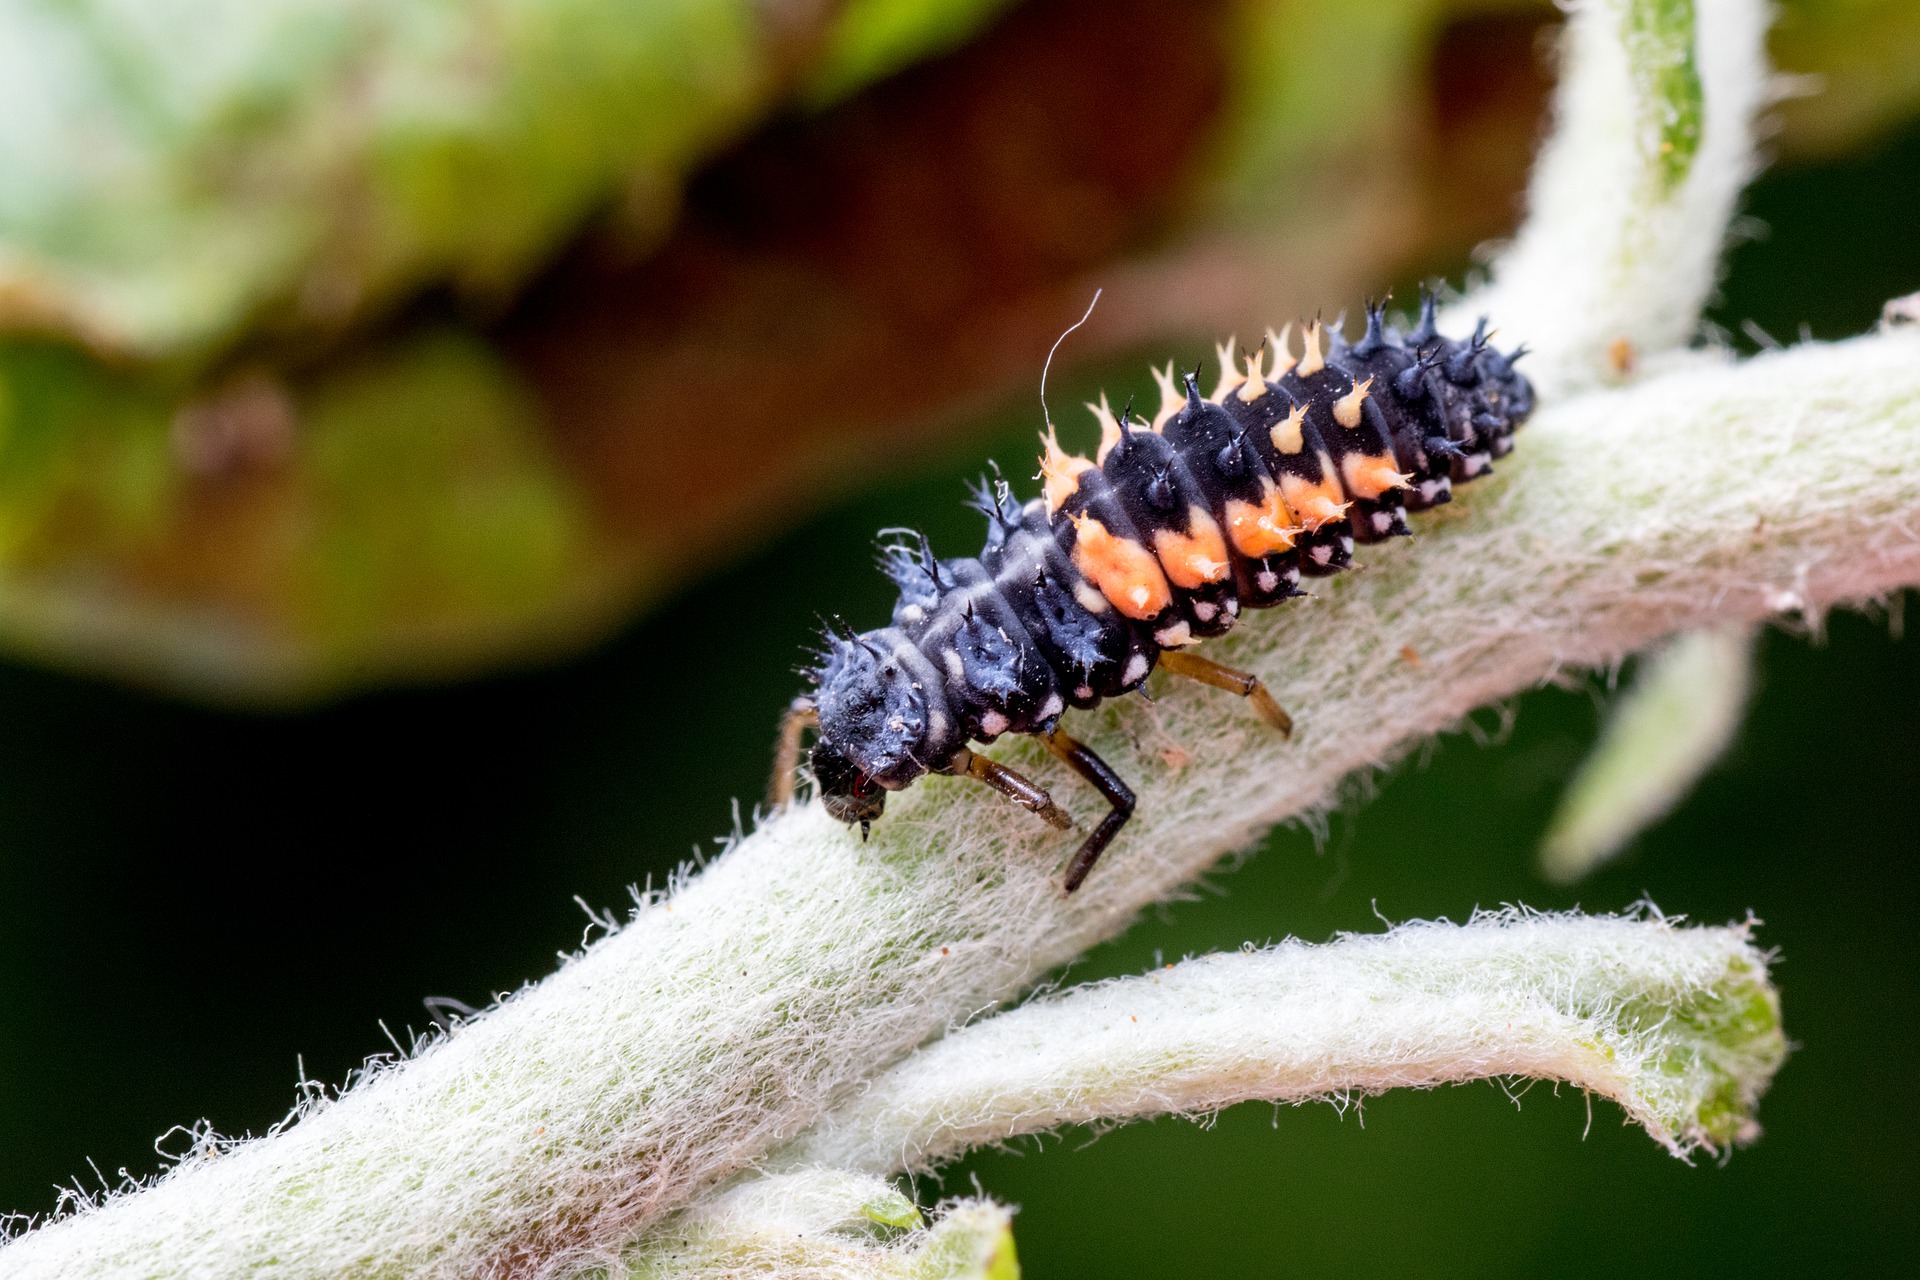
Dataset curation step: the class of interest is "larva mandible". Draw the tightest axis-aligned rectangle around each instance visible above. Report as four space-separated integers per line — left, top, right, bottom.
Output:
770 292 1533 892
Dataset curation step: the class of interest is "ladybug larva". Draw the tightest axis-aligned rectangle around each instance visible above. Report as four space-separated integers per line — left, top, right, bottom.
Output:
770 293 1533 892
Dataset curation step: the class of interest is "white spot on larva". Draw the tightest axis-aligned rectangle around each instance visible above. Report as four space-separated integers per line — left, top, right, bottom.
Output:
1435 477 1453 498
1340 536 1355 554
1371 511 1391 533
1039 693 1064 719
1256 570 1278 592
899 604 924 623
1416 481 1440 504
1764 586 1805 613
1129 586 1151 610
979 711 1010 736
929 710 948 738
1154 621 1193 647
943 650 964 681
1074 581 1110 614
1282 567 1300 587
1192 601 1217 622
1075 684 1094 700
1310 545 1333 565
1463 452 1490 477
1223 597 1239 615
1122 654 1149 685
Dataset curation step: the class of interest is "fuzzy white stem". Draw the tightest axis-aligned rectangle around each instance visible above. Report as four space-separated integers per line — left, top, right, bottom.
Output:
1452 0 1771 396
1541 623 1756 882
1470 0 1773 885
604 909 1782 1279
787 910 1782 1175
6 322 1913 1280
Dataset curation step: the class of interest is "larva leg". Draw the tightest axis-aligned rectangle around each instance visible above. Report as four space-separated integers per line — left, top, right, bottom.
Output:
1157 650 1294 736
767 697 818 808
944 747 1075 831
1042 729 1136 893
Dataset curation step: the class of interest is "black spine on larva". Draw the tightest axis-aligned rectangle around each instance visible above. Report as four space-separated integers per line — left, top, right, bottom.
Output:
1160 376 1304 610
1092 407 1236 641
807 296 1532 812
1218 370 1356 575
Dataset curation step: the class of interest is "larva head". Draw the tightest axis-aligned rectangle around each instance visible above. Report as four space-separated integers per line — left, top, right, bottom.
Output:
810 740 887 832
812 630 934 800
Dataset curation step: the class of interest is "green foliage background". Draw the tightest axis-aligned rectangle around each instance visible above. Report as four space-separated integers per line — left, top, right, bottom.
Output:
0 108 1915 1276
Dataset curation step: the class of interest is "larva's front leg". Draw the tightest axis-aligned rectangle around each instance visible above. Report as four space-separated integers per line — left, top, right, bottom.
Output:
766 697 818 809
1043 729 1135 893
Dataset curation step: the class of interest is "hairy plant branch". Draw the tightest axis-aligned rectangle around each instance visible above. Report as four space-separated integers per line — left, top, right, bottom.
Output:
1462 0 1777 876
608 908 1781 1280
787 910 1783 1176
1455 0 1770 397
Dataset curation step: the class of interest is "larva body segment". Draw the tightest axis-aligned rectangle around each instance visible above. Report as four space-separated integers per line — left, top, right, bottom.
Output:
793 295 1533 888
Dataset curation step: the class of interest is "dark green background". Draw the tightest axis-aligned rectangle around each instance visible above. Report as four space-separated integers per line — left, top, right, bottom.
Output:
2 121 1915 1274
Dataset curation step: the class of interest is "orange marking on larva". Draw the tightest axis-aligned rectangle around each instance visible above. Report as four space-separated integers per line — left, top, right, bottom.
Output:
1152 505 1232 588
1340 450 1412 500
1209 338 1242 403
1089 394 1123 465
1070 513 1172 620
1224 479 1299 556
1332 376 1374 428
1266 323 1296 377
1269 402 1307 454
1297 321 1326 377
1280 459 1350 530
1236 348 1268 403
1040 427 1096 514
1150 362 1182 431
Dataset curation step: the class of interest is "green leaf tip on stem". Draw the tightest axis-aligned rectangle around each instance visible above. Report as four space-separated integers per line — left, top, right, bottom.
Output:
614 1172 1015 1280
862 1187 925 1231
1606 942 1785 1153
1626 0 1706 193
912 1210 1018 1280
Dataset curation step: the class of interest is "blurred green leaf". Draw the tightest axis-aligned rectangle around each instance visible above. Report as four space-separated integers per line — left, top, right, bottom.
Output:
808 0 1024 105
0 0 1914 705
0 0 768 359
